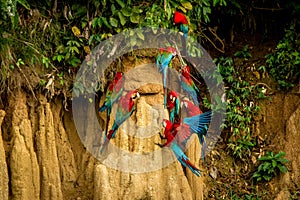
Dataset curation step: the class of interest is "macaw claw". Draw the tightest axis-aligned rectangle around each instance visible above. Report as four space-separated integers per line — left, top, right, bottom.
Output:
155 143 163 148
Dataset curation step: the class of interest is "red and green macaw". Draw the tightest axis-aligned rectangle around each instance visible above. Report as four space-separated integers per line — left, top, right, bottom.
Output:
180 65 200 104
174 11 189 38
100 90 140 154
99 72 124 136
163 110 211 150
167 90 181 124
156 119 201 177
158 108 211 160
174 11 189 56
156 47 177 108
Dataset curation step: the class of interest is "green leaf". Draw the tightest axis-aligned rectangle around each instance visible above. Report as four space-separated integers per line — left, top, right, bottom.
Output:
121 7 131 17
277 165 288 173
101 17 112 28
136 31 144 40
17 0 30 10
132 6 143 13
274 151 285 159
178 6 187 13
116 0 125 8
109 17 119 27
262 162 271 171
111 4 117 14
181 1 193 10
118 12 126 26
130 14 140 23
263 174 272 181
272 160 277 167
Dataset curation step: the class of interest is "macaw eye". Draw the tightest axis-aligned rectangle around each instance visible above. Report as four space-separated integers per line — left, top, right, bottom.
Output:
132 92 139 99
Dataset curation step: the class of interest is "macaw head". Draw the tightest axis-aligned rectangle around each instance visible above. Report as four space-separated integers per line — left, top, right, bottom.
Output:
129 90 140 100
115 72 123 80
123 90 140 104
166 46 177 56
162 119 172 129
174 11 188 25
167 90 179 109
181 97 192 109
181 97 202 115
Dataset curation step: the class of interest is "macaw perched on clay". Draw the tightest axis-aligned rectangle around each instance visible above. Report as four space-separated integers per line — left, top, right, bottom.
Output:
156 119 201 177
99 72 124 136
174 11 189 57
156 47 177 108
100 90 140 154
180 65 200 104
167 90 181 124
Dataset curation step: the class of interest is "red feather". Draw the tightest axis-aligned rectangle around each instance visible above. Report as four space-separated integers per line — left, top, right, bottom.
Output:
120 90 138 112
108 72 123 92
174 11 188 25
182 99 202 116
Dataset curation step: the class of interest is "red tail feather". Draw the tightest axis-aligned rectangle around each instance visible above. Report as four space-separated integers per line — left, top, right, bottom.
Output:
182 157 199 171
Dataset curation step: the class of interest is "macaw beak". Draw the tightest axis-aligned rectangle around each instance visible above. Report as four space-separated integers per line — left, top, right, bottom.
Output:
162 120 167 128
132 91 140 100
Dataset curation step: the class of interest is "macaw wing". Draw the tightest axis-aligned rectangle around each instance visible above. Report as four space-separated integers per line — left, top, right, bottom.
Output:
174 123 192 147
156 54 162 71
110 87 123 103
183 110 212 135
115 105 135 127
181 77 199 104
160 53 173 71
180 24 189 38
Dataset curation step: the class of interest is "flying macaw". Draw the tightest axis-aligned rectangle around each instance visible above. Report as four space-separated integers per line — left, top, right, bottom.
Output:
180 65 200 104
163 110 211 151
156 119 201 177
167 90 181 124
174 11 189 57
99 72 124 136
158 109 211 160
156 47 177 108
100 90 140 154
181 101 210 159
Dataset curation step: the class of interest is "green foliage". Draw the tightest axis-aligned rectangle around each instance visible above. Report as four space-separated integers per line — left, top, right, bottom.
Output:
204 56 265 160
234 45 252 59
265 22 300 89
289 190 300 200
0 0 229 94
252 151 289 182
228 133 255 159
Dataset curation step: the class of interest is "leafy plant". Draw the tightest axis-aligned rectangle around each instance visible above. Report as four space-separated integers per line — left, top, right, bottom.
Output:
204 56 264 159
252 151 289 182
228 133 255 159
234 45 252 59
265 21 300 89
